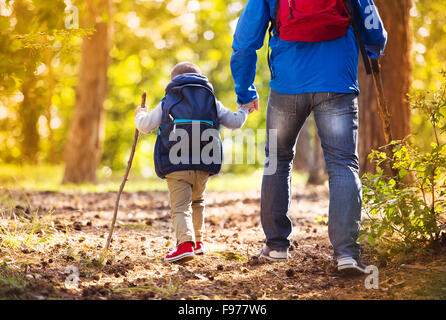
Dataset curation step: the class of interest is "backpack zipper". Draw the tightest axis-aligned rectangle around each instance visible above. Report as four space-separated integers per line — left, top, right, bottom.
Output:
288 0 294 19
172 119 214 133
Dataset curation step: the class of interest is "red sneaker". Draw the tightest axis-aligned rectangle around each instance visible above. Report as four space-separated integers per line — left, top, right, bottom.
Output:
164 241 195 263
194 241 205 255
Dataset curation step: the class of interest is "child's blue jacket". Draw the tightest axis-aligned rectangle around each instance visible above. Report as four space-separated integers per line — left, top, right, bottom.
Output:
231 0 388 104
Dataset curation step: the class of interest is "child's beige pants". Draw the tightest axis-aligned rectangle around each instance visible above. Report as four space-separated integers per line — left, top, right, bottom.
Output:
165 170 210 245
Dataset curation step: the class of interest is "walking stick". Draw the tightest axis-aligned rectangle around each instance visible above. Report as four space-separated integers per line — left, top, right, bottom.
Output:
370 59 400 180
369 60 392 144
345 0 399 179
104 90 146 251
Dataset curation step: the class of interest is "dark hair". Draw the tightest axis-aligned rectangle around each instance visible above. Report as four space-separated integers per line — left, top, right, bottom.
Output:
171 62 201 79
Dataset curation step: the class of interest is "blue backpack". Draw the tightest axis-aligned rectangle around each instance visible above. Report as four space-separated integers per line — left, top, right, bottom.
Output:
154 73 222 178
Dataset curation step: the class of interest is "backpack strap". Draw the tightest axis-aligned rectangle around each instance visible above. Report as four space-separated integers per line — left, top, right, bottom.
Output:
343 0 372 75
267 22 274 79
267 0 281 79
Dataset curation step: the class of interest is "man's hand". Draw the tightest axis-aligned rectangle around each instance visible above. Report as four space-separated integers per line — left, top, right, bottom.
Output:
238 98 259 114
135 106 147 116
250 98 259 113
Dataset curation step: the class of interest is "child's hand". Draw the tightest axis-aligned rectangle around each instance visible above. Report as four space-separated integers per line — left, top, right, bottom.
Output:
135 106 147 116
238 104 255 114
238 98 259 114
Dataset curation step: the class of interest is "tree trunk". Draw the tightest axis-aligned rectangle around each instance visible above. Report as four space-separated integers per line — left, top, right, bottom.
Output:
358 0 412 175
62 0 112 184
15 1 40 163
19 74 40 163
45 48 56 164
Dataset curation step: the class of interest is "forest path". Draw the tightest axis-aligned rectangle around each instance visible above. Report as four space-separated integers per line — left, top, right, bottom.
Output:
1 186 445 300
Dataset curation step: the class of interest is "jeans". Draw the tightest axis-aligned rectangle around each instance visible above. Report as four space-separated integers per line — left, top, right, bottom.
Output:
261 89 362 259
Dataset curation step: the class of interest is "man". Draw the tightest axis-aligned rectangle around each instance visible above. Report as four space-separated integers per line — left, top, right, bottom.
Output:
231 0 387 274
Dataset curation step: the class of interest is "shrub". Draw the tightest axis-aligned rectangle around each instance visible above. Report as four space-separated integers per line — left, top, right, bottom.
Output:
361 73 446 253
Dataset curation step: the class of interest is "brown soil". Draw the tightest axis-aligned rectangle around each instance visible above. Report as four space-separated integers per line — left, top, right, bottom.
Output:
0 186 445 300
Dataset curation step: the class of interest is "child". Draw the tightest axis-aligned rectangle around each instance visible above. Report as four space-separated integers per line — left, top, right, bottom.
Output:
135 62 250 263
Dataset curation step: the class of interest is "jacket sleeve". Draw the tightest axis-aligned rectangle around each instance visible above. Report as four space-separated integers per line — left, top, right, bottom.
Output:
231 0 270 105
216 101 249 130
351 0 388 59
134 102 162 134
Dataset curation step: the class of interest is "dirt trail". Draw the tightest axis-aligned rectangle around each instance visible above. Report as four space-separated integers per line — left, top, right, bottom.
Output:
0 186 445 300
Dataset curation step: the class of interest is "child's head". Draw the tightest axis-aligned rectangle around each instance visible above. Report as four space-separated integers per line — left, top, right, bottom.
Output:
171 62 201 80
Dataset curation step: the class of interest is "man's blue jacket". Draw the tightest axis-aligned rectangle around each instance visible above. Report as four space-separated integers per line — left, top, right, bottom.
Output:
231 0 388 104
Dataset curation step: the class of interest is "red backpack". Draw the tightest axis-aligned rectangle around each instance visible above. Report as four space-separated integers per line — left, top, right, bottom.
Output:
267 0 373 76
273 0 351 42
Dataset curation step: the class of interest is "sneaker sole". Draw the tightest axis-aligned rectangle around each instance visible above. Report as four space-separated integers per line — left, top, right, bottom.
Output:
259 253 288 262
164 252 195 263
194 248 204 255
337 265 366 276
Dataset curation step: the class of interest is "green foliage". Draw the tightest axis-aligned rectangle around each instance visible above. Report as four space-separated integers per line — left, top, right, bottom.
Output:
2 0 443 185
0 0 92 164
411 0 446 92
362 75 446 251
411 0 446 153
103 0 269 175
0 0 272 176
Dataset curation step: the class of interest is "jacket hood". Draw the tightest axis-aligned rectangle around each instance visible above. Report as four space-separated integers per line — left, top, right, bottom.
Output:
166 73 214 93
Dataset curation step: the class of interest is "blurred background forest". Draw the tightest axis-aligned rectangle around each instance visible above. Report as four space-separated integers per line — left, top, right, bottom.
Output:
0 0 445 190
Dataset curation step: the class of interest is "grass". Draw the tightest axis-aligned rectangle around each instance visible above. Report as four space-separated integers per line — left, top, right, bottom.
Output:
120 223 151 231
113 278 181 297
0 164 308 193
213 251 248 262
0 207 55 250
0 262 27 288
0 191 31 210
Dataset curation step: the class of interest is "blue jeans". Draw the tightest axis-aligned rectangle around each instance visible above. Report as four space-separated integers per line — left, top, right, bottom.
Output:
261 89 362 259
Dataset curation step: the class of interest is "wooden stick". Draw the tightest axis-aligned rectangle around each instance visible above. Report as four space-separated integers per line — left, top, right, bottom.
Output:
371 59 393 144
344 0 398 179
104 90 146 251
370 59 399 180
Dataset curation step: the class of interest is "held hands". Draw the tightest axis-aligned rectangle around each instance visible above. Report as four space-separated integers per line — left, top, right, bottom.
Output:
238 98 259 114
